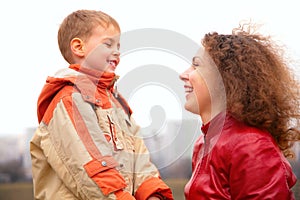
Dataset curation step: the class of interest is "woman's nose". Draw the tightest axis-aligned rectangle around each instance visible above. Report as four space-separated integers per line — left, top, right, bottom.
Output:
179 68 190 81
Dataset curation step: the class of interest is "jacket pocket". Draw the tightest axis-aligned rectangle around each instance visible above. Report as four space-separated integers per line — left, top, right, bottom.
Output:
84 157 127 196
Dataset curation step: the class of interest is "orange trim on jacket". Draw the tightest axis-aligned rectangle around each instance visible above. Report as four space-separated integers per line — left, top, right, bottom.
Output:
33 64 174 199
135 177 174 200
37 64 131 124
83 158 127 196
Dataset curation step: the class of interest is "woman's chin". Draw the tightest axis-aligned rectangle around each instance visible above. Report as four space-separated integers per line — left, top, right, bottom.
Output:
184 103 200 115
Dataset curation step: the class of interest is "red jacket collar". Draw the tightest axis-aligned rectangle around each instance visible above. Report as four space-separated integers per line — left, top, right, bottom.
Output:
69 64 118 91
37 65 119 123
201 111 228 137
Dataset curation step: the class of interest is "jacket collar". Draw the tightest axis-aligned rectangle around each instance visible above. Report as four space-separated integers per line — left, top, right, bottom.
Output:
201 111 228 138
37 65 119 123
69 64 118 91
68 64 119 108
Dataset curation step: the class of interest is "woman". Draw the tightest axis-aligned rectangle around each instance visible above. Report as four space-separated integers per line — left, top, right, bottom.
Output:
180 23 300 199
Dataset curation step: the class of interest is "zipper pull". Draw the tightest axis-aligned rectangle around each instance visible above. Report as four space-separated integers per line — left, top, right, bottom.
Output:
114 84 118 98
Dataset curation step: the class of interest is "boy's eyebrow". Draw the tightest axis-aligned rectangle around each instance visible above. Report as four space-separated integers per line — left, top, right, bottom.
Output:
103 38 114 42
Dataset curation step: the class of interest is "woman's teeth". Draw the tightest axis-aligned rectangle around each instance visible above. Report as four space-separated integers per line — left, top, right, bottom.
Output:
185 87 193 93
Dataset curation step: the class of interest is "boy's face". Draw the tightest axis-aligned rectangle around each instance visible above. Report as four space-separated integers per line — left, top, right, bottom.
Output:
81 25 120 72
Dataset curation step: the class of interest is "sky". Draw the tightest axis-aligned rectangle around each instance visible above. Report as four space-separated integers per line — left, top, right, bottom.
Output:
0 0 299 136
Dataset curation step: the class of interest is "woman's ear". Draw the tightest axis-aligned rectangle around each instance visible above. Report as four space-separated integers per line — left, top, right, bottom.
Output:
70 38 85 57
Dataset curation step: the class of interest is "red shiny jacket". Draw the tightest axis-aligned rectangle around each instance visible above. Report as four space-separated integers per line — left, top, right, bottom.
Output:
185 112 297 200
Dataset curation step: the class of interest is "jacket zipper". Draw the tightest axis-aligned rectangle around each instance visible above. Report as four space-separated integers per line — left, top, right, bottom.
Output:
188 134 207 196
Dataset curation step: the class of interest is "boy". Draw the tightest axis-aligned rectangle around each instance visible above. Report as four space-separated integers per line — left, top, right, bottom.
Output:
30 9 173 200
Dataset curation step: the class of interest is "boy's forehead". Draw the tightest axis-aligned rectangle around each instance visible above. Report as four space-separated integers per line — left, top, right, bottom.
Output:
93 24 120 36
93 17 120 32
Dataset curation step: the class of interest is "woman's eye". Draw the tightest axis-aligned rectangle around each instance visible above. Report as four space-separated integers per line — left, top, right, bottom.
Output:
192 57 201 69
192 62 200 69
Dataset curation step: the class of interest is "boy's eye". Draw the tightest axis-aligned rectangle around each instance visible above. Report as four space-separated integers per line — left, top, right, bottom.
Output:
104 43 112 47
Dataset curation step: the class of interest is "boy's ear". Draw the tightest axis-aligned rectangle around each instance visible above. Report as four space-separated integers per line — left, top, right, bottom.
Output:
70 38 85 57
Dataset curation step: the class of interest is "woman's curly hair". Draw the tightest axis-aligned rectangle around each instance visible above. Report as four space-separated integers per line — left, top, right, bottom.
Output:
202 23 300 157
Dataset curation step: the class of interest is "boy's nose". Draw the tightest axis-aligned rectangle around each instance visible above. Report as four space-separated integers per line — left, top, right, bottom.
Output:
113 50 120 56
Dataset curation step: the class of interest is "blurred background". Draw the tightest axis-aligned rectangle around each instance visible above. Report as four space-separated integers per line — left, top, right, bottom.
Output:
1 0 300 199
0 123 299 199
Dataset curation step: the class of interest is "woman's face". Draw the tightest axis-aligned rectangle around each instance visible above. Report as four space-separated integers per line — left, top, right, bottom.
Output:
180 49 224 123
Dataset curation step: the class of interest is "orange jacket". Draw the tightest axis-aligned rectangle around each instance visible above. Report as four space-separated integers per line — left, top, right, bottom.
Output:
30 64 173 200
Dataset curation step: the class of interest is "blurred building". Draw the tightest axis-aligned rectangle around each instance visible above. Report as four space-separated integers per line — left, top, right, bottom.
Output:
21 128 36 180
0 127 35 182
0 120 300 183
0 135 20 164
142 119 201 179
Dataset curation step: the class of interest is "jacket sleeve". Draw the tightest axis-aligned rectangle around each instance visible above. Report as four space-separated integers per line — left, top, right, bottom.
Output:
127 117 174 200
35 91 134 199
229 133 296 200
